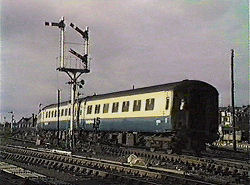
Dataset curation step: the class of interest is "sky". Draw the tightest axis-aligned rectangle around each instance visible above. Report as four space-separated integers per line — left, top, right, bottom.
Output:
0 0 249 122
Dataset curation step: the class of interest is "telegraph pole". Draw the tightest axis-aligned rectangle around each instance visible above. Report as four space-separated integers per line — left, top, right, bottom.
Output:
45 17 90 150
231 49 236 151
57 89 61 146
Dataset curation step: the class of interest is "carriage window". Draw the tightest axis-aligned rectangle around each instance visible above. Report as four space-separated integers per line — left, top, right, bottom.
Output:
65 108 68 116
166 98 170 110
122 101 129 112
68 108 71 116
48 111 51 118
87 105 92 114
133 100 141 111
51 111 54 118
112 102 119 113
103 103 109 113
95 104 101 114
61 109 64 116
45 112 48 118
145 98 155 111
55 110 57 117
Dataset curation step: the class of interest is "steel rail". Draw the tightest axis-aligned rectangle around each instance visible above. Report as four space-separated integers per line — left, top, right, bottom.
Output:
0 145 216 185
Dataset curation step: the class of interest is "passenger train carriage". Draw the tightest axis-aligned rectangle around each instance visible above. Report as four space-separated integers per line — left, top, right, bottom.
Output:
37 80 219 153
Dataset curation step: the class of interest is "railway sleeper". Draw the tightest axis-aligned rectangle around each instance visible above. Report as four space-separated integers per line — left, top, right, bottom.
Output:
47 162 54 169
85 168 93 175
48 161 55 167
123 168 131 174
62 164 70 171
117 167 124 173
73 166 80 173
51 162 58 169
44 160 51 166
69 165 75 172
23 156 28 162
29 158 35 163
74 166 80 173
56 162 64 170
65 164 72 172
4 146 248 183
41 159 45 165
12 154 19 160
5 153 12 159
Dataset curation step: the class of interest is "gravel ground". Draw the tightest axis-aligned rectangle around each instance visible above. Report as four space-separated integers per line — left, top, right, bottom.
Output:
0 170 34 185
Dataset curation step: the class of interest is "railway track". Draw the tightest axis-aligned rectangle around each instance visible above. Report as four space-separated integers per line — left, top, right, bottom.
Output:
99 144 248 170
97 144 249 184
2 137 249 184
0 145 221 185
0 161 71 185
205 145 249 160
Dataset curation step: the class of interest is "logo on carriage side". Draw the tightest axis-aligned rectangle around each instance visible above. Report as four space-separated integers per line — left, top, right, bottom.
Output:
85 119 94 124
156 119 161 125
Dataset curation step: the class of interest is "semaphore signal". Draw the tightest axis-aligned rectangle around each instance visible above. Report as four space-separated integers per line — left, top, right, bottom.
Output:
69 48 88 68
44 17 91 150
70 23 88 40
45 17 66 68
69 23 89 71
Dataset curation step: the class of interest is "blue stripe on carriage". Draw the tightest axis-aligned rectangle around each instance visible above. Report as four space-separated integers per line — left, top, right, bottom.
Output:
39 116 172 133
81 117 172 133
37 121 70 131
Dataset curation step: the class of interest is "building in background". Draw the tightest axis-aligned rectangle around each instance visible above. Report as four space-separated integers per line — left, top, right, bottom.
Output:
218 105 249 142
16 114 37 130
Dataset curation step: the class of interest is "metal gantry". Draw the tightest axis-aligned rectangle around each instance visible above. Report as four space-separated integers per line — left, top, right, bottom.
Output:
45 17 90 149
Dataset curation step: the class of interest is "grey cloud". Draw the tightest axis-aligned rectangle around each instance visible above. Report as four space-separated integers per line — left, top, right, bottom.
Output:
0 0 248 120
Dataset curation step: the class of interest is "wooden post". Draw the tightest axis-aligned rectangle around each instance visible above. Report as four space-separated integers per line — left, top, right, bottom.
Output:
57 89 61 146
231 49 236 151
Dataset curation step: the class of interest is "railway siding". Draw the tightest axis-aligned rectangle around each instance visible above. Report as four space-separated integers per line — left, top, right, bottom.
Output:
0 145 224 185
100 145 249 172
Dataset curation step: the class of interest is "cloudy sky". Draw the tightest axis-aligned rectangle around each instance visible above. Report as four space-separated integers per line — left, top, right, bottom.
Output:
0 0 248 121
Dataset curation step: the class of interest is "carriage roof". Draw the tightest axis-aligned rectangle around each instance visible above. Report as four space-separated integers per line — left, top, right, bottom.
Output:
42 80 217 110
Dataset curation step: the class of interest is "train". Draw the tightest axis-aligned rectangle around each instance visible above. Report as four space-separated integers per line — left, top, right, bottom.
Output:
37 80 219 153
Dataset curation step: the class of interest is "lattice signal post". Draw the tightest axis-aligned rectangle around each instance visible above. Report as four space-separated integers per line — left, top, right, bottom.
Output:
45 17 90 149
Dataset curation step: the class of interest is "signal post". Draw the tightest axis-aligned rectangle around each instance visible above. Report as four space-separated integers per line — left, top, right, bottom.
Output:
45 17 90 149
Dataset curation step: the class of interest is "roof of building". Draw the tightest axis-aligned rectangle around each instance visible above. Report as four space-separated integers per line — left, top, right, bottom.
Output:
17 116 36 125
219 106 250 113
